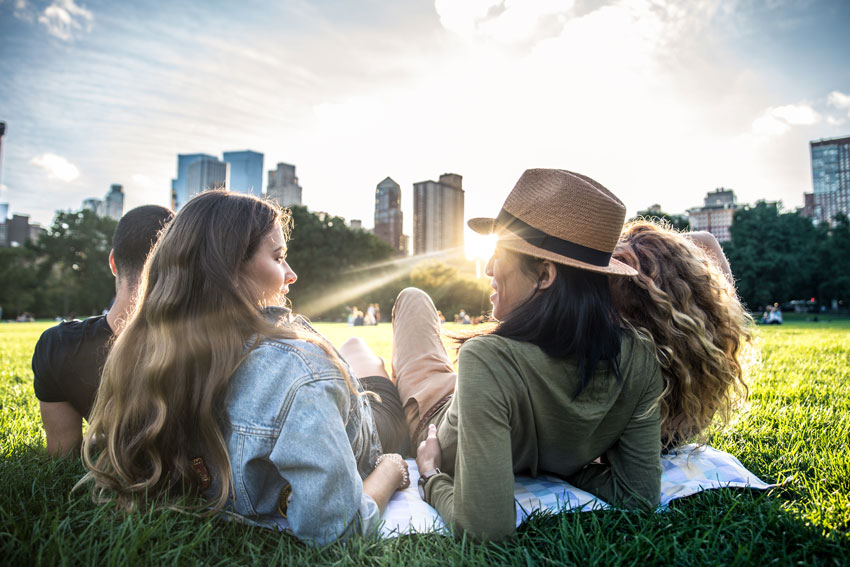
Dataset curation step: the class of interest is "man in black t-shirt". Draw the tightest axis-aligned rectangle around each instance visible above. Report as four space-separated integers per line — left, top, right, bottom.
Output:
33 205 173 456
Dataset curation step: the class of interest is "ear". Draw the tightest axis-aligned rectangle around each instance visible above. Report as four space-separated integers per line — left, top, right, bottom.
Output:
537 261 557 290
108 250 118 277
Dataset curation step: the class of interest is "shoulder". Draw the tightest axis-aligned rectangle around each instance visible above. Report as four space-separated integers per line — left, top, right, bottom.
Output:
33 317 110 367
457 334 538 387
618 330 658 368
460 333 521 357
232 338 347 402
459 333 545 365
617 330 663 390
228 338 351 432
246 337 341 377
38 316 110 343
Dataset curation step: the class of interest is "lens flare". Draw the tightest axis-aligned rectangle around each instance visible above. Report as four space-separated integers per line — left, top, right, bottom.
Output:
296 247 465 318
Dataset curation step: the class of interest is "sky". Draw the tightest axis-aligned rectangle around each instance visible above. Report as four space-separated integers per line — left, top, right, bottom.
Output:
1 0 849 240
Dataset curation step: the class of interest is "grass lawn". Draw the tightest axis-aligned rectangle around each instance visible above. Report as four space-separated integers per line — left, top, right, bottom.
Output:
1 318 848 565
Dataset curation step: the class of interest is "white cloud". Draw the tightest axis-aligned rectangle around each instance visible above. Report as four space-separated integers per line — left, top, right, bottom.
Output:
38 0 93 41
131 174 154 188
828 90 850 116
11 0 35 21
435 0 576 43
31 153 80 182
751 103 820 136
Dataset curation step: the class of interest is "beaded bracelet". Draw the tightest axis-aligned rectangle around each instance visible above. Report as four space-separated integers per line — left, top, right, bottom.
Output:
375 453 410 489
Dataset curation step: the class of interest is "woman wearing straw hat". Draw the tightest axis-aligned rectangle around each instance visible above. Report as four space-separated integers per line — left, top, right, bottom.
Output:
343 169 663 541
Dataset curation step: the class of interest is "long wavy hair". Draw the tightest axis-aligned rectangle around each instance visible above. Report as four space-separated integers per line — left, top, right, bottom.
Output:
79 190 357 512
610 220 755 449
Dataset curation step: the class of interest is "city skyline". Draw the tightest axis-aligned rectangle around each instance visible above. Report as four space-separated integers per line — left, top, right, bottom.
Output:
2 0 850 237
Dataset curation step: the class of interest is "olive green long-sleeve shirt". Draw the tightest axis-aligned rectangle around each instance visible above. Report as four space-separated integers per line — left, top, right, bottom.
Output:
425 332 662 541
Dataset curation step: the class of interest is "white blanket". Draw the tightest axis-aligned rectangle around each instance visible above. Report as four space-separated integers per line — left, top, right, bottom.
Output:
261 444 773 538
379 444 773 537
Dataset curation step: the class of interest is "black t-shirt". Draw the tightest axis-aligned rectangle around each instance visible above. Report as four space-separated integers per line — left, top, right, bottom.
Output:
32 316 114 420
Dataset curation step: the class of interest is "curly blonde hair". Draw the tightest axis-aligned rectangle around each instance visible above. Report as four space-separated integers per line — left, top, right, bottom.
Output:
610 219 755 449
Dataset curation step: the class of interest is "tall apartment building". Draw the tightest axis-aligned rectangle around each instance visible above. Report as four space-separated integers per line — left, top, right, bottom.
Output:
0 203 8 247
82 198 102 215
171 153 218 210
185 157 228 201
413 173 465 255
802 135 850 225
1 213 42 247
687 188 739 242
374 177 404 253
103 184 124 220
223 150 264 195
266 163 302 207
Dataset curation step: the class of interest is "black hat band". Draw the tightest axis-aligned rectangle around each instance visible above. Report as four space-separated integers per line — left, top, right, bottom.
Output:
495 209 612 267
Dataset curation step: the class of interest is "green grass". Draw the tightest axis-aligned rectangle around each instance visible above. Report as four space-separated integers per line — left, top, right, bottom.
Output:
1 319 848 565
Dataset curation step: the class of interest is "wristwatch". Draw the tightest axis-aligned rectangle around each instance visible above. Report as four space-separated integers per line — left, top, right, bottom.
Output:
418 468 442 500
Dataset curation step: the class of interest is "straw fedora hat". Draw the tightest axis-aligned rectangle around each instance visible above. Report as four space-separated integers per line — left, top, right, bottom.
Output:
468 169 637 277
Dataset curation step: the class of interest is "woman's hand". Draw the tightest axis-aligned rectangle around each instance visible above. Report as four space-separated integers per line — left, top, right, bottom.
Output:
416 423 442 473
375 453 410 489
363 453 409 514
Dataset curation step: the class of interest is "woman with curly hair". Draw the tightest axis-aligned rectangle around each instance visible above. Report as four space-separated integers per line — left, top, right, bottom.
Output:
610 220 755 450
78 190 409 546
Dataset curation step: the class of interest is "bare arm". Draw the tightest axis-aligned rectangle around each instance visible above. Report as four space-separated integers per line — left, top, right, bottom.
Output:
40 401 83 457
362 456 407 513
685 231 733 281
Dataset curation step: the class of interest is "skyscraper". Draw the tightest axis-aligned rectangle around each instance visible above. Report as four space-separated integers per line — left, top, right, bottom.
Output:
103 184 124 220
374 176 403 253
172 153 217 210
0 203 7 247
413 173 465 255
186 157 228 200
82 198 103 215
267 163 302 207
223 150 264 195
0 122 6 188
687 188 738 242
803 135 850 225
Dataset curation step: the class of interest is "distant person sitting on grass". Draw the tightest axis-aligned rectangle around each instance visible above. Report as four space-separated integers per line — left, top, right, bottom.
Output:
764 303 783 324
610 220 755 450
32 205 173 457
78 191 409 546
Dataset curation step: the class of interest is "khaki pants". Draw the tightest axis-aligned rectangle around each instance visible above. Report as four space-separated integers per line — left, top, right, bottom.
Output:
340 288 457 447
391 288 457 444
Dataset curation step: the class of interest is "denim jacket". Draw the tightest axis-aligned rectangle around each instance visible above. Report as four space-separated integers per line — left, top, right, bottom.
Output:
219 309 383 545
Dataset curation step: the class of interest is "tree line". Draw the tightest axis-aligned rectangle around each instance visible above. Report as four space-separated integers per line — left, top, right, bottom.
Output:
0 206 490 322
723 203 850 312
4 202 845 322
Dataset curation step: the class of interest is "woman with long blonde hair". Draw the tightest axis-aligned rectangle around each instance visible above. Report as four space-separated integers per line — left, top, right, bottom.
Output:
80 190 408 545
610 220 755 449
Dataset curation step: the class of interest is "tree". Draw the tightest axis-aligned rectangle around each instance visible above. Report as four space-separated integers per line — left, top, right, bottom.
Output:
31 210 118 318
285 206 398 318
411 261 492 320
0 246 40 317
724 202 817 310
814 213 850 309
